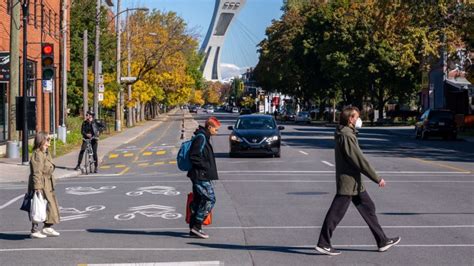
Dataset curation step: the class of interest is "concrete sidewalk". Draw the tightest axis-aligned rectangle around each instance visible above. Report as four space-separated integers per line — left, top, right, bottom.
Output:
0 108 179 183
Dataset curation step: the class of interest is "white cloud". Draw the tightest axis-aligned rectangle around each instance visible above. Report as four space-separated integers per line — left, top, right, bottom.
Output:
220 63 248 81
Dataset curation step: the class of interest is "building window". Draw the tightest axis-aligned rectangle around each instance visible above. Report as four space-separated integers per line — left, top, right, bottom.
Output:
212 47 220 80
34 0 37 28
54 13 58 37
49 10 52 35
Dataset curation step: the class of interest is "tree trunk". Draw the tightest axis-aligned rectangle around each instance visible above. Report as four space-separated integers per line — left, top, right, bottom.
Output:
140 103 145 121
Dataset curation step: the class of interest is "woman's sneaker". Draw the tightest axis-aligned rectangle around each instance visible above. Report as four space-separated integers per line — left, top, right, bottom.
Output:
378 236 401 252
190 227 209 239
42 227 60 237
315 245 341 256
30 231 47 239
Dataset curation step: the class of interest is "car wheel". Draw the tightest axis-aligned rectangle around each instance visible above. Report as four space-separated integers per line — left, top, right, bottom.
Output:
274 150 281 158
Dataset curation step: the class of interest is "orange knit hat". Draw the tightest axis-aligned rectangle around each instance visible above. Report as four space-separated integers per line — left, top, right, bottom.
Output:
205 116 221 128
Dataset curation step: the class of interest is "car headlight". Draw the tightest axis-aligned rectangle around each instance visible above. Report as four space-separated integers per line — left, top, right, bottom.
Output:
230 135 243 142
266 135 279 143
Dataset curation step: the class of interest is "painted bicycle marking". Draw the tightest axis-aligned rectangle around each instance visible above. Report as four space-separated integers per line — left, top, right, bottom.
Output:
65 186 116 195
126 186 180 197
59 205 106 221
114 204 182 221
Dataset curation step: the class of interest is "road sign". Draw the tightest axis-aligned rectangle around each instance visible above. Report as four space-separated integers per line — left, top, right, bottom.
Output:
98 74 104 84
120 76 137 83
98 84 105 92
98 93 104 102
42 80 53 93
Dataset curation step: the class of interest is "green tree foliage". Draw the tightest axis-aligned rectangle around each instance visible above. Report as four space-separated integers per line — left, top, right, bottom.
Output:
255 0 471 116
68 0 116 115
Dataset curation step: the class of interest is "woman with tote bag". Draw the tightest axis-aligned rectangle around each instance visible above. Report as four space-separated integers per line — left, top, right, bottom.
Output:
27 132 61 239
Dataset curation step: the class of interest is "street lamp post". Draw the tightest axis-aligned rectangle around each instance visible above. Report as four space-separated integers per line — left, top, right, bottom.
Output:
21 0 29 164
93 0 101 117
115 0 122 131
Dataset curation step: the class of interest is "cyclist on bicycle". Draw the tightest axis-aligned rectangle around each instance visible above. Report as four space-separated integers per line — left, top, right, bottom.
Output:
74 111 101 172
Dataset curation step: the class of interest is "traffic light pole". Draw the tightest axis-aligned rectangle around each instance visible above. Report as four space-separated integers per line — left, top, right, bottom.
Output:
21 0 29 164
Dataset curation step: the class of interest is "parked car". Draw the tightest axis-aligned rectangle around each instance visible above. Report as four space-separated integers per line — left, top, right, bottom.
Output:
205 106 214 113
228 115 284 158
295 111 311 124
283 112 296 121
189 106 198 113
415 109 457 140
232 107 240 113
240 108 252 115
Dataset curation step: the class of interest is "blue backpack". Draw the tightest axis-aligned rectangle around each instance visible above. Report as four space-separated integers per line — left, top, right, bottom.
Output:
177 133 206 171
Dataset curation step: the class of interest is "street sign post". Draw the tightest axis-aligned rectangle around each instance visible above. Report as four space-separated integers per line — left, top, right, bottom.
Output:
120 76 136 83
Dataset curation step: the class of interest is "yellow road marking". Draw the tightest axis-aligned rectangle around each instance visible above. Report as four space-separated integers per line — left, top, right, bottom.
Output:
123 153 134 157
118 167 130 175
143 152 153 156
109 154 119 159
156 150 166 155
168 161 177 164
133 142 154 162
138 163 150 167
154 162 165 165
412 158 471 173
100 166 111 169
115 165 126 169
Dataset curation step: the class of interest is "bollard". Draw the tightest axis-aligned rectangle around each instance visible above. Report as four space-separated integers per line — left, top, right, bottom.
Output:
6 141 20 159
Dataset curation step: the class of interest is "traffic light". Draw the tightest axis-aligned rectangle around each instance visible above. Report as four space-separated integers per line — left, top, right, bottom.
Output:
41 43 54 80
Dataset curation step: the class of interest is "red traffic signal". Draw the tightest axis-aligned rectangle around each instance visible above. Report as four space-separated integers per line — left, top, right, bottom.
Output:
42 44 53 55
42 43 54 80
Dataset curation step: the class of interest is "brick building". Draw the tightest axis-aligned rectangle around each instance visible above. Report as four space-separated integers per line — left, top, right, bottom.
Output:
0 0 69 144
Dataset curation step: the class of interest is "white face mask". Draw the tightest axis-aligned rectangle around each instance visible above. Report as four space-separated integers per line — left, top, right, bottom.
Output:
355 117 363 129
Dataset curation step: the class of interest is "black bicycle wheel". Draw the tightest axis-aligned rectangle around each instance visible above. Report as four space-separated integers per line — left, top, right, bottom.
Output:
88 153 94 174
84 152 90 175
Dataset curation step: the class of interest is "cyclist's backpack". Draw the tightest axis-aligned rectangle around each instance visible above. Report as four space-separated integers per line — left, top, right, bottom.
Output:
177 133 206 171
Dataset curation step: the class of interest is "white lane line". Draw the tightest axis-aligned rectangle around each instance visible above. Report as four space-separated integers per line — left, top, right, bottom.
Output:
299 151 309 155
219 170 472 174
0 194 24 210
1 245 473 252
2 225 473 234
86 262 221 266
322 161 334 167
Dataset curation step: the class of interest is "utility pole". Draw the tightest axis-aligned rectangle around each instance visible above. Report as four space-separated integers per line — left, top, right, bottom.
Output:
58 0 68 143
7 0 20 158
93 0 101 116
21 0 30 164
126 10 133 127
115 0 122 131
83 29 88 117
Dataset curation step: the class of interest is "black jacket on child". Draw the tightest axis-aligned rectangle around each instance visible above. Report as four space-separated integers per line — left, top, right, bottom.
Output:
187 126 219 181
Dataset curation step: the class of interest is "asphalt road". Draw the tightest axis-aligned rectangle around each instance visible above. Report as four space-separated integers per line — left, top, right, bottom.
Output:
1 111 473 266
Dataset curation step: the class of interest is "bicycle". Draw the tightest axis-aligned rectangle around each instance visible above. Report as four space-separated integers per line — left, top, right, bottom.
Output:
82 138 96 175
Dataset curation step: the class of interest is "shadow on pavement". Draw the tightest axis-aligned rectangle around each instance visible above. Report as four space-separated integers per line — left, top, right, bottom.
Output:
187 242 320 255
380 212 474 216
287 192 329 196
86 229 191 238
0 233 31 241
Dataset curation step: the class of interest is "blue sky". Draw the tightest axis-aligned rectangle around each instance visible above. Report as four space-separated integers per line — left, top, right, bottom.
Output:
120 0 284 79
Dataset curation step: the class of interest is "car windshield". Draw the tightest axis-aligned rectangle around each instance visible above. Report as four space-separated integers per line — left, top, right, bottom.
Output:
236 117 276 130
431 111 453 120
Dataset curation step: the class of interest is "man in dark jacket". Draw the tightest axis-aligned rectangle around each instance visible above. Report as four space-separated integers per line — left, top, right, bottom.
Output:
74 111 101 172
187 116 221 239
315 106 400 255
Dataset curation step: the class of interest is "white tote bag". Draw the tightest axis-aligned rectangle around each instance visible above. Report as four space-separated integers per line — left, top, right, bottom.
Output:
30 192 47 223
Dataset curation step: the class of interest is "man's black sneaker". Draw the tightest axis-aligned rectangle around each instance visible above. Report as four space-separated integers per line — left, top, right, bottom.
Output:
74 166 80 171
378 236 401 252
191 227 209 239
315 245 341 256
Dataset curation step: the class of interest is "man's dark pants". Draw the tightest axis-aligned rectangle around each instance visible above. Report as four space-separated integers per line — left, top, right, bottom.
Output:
189 179 216 229
318 191 388 248
77 139 98 168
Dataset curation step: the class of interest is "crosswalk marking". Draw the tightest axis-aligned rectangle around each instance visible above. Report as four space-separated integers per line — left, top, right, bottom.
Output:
154 162 165 165
100 166 111 169
156 150 166 155
115 165 126 168
123 153 134 157
109 154 119 159
169 161 177 164
143 152 153 156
